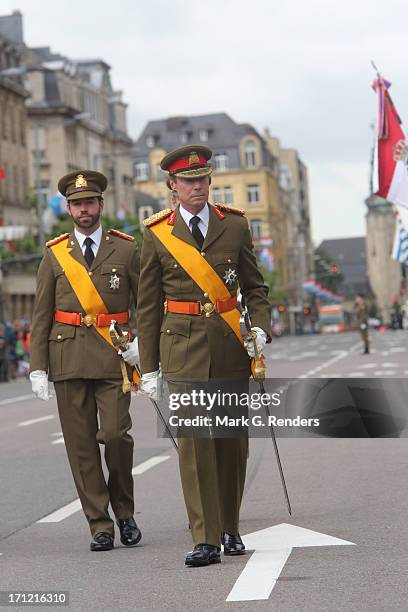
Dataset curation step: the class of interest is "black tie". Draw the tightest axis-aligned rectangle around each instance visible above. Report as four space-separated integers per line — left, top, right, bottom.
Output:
190 216 204 249
84 236 95 268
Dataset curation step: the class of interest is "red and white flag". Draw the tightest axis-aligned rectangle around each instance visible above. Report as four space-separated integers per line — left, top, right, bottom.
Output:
372 76 408 230
0 167 5 180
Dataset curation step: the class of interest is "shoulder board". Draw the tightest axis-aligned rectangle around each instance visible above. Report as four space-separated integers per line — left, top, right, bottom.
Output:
46 233 70 247
107 229 135 241
143 208 173 227
215 203 245 216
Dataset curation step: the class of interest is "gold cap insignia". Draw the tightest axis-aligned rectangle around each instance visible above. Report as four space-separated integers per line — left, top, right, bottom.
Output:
75 174 88 188
188 152 200 166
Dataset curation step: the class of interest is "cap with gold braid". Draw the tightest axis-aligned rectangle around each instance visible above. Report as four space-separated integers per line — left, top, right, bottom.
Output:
58 170 108 202
160 145 212 187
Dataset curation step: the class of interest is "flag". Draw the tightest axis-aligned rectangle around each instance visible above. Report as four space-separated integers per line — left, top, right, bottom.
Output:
372 75 408 229
392 214 408 267
0 167 5 180
47 193 66 217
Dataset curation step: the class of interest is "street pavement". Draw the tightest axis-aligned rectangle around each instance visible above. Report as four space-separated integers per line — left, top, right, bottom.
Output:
0 330 407 611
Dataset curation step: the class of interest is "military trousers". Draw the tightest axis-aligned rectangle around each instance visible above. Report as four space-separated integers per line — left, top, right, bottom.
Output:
168 379 248 548
54 378 134 536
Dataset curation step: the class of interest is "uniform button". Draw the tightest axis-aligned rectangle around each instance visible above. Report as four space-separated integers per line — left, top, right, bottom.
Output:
203 292 209 298
106 236 110 241
166 329 171 334
227 258 232 263
112 268 116 272
201 251 206 257
88 271 93 276
57 334 62 340
70 241 75 246
173 263 178 268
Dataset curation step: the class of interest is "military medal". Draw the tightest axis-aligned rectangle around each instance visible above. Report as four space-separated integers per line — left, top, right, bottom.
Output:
223 268 237 285
109 274 120 290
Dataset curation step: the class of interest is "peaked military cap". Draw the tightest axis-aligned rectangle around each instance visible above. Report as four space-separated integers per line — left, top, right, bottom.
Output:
58 170 108 201
160 145 212 183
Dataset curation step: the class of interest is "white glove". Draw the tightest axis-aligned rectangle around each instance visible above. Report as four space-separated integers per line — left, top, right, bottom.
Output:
140 369 163 402
243 327 267 358
29 370 54 401
121 337 139 367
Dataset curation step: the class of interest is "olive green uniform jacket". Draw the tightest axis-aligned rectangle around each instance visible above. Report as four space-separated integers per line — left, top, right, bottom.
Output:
30 230 139 381
137 204 271 380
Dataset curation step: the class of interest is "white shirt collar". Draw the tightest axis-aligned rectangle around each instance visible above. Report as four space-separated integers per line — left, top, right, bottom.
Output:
74 224 102 252
178 203 210 237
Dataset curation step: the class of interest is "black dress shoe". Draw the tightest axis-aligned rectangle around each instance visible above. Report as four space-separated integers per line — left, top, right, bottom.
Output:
185 544 221 567
116 517 142 547
222 532 246 556
90 532 114 552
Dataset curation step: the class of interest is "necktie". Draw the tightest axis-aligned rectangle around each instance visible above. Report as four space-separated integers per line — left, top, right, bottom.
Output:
84 236 95 268
190 216 204 249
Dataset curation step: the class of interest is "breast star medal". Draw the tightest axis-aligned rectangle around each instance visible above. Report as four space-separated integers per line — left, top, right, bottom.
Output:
109 274 120 290
223 268 237 285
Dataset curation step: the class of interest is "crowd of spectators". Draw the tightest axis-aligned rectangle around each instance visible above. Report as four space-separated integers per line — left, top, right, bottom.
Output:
0 321 31 382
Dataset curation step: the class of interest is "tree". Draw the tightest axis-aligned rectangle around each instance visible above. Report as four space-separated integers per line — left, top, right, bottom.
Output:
259 265 287 305
314 246 344 293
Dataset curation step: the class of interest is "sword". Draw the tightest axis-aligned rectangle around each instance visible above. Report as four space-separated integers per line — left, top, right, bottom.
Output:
109 321 179 453
240 297 292 515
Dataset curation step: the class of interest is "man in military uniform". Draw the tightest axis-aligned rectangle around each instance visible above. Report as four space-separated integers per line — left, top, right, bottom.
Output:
355 293 370 354
30 170 141 552
137 145 271 567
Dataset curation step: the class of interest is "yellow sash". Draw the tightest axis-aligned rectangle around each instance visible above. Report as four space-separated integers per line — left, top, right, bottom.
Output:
150 221 243 344
51 239 115 349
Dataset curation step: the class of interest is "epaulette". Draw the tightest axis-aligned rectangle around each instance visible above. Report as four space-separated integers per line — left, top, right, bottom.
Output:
143 208 173 227
215 203 245 216
46 233 70 247
108 229 135 241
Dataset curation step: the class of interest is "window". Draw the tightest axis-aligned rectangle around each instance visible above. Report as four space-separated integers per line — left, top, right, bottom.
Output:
212 187 222 202
139 205 153 226
250 219 262 240
247 184 260 204
199 129 208 142
224 187 233 204
244 139 257 168
146 135 155 148
135 162 149 181
214 153 228 171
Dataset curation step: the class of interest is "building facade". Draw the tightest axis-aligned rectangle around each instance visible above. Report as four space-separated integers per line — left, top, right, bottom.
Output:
263 131 314 308
133 112 289 292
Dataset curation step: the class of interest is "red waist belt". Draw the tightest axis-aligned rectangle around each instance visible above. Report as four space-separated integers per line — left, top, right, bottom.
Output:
166 296 237 316
54 310 129 328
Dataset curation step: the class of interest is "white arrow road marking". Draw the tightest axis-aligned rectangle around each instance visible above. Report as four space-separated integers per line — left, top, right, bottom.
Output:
18 415 55 427
37 455 171 523
226 523 355 602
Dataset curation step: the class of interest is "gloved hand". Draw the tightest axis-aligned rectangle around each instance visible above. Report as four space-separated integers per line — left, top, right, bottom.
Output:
121 337 139 367
140 369 163 402
29 370 54 401
243 326 267 358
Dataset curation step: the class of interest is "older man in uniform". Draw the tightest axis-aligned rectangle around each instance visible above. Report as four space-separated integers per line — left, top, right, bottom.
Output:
30 170 141 552
137 145 271 567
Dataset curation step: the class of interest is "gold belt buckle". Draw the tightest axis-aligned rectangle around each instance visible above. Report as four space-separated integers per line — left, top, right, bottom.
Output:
201 302 216 318
81 314 97 327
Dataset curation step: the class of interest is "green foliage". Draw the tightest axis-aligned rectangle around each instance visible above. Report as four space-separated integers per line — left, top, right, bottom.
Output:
314 246 344 293
259 265 287 305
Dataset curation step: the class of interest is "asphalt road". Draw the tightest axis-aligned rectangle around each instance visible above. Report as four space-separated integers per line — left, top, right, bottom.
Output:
0 330 407 611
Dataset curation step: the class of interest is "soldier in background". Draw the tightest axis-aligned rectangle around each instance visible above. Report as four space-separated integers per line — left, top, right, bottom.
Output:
29 170 141 552
355 293 370 354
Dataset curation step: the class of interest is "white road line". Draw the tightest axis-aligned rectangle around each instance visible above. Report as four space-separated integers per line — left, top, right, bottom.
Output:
18 415 55 427
0 394 34 406
381 362 398 368
38 454 171 523
52 437 65 445
347 372 365 377
319 373 341 378
360 363 377 369
389 347 406 352
298 341 361 378
132 455 170 475
374 370 396 376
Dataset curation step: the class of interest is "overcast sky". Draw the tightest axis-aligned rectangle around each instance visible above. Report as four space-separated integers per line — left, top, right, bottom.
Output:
3 0 408 243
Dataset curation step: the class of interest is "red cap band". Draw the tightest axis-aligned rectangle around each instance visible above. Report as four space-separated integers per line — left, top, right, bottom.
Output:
167 154 208 173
